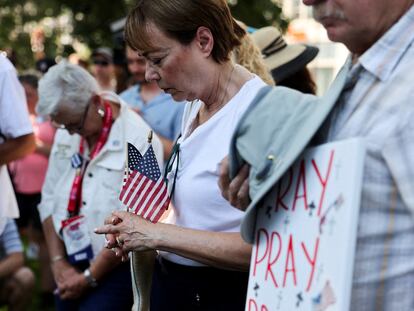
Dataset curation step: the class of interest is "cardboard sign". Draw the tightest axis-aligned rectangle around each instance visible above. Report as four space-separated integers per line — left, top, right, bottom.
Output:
246 139 365 311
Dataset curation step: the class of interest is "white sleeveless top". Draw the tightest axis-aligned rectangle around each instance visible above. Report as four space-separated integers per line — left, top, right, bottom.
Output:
161 75 266 266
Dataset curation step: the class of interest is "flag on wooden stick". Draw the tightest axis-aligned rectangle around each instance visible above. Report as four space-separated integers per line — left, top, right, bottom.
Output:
119 132 169 222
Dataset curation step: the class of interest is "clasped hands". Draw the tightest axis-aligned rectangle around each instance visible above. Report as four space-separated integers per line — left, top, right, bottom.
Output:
52 260 88 300
93 156 250 262
94 211 155 260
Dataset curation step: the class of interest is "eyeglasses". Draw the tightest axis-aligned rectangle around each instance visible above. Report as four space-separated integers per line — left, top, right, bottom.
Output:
52 103 90 132
93 60 110 66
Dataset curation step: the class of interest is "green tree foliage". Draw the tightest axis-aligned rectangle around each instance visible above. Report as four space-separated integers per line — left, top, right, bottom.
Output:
0 1 59 69
0 0 285 70
59 0 136 49
0 0 135 69
228 0 288 30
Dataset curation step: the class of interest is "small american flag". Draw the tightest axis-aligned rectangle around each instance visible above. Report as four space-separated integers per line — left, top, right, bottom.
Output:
122 143 143 186
119 142 169 223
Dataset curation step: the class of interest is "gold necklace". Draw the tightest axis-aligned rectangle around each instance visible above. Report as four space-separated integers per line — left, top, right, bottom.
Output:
188 65 236 136
217 64 235 110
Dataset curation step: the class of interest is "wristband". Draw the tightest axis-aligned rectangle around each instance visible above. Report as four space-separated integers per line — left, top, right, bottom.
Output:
50 255 64 263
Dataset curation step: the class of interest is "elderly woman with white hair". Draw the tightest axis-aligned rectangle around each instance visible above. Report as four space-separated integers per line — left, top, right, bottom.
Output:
36 61 163 310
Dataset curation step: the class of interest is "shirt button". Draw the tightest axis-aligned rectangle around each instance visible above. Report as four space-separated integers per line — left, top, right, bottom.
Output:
88 172 93 178
82 201 86 206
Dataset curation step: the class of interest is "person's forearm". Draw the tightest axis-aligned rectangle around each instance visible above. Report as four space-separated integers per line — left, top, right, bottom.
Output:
88 248 123 282
95 211 251 271
0 133 35 165
154 224 252 271
0 253 24 278
42 216 66 259
159 136 173 160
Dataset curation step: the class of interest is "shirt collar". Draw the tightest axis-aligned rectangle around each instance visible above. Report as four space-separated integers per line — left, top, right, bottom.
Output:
100 92 126 152
357 4 414 82
135 83 176 108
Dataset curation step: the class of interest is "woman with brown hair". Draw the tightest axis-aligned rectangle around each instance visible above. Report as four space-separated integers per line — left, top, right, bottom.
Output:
95 0 268 310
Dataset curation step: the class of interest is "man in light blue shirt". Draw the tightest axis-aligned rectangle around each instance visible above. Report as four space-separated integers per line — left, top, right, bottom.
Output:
120 46 185 159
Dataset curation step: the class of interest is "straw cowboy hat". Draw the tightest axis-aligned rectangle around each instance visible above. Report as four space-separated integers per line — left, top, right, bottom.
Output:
251 26 319 82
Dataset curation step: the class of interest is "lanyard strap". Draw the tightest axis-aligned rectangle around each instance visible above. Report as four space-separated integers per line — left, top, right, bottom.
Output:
67 102 113 217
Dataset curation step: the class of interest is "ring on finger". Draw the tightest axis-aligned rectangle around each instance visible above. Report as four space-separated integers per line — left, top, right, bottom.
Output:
116 236 123 245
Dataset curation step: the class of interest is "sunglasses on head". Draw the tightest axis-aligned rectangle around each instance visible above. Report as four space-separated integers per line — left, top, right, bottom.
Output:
93 59 110 66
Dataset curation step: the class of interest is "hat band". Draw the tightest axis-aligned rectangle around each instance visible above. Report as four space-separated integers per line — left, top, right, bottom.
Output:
262 37 287 58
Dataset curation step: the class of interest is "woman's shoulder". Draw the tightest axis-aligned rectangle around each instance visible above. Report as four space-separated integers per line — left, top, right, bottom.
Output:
239 75 267 95
119 105 154 144
122 106 151 130
229 75 267 116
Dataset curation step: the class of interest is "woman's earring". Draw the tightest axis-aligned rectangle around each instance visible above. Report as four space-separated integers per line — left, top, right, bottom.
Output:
97 109 105 117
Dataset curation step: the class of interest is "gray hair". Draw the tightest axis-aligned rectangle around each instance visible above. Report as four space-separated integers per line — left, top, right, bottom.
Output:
36 61 99 117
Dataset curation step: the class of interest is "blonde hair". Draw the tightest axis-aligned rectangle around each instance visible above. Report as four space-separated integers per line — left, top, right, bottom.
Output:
233 31 275 86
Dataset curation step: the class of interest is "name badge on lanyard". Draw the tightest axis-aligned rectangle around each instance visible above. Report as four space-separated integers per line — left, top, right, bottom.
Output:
61 102 113 263
61 215 94 264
